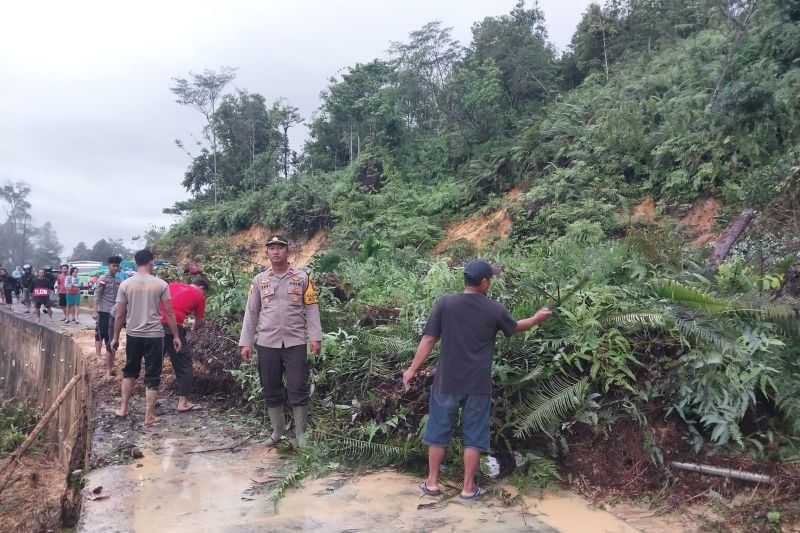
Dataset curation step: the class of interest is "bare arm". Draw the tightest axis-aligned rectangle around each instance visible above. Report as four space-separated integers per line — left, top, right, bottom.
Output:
162 299 180 338
192 317 203 331
163 298 183 353
92 282 104 315
402 334 438 388
515 307 553 333
112 302 127 344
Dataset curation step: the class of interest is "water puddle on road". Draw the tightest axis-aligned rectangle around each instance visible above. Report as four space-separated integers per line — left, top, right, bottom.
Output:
79 435 661 532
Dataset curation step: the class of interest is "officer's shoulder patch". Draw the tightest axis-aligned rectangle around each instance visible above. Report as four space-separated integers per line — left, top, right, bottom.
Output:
303 276 319 305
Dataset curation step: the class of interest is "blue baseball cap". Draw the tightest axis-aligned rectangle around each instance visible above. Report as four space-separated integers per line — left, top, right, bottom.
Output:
464 259 501 280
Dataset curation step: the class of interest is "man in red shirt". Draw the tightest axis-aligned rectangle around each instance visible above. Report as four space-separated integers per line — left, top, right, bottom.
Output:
160 277 209 412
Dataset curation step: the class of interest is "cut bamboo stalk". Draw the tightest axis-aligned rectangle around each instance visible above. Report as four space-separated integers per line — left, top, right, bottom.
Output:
670 461 771 484
0 374 82 492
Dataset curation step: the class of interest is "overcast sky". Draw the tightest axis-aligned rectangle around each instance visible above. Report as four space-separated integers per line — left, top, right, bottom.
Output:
0 0 593 259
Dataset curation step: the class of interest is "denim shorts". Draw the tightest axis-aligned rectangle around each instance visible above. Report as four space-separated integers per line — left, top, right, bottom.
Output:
422 388 491 452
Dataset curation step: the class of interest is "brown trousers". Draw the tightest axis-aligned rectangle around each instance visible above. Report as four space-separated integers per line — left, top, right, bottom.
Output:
256 344 310 407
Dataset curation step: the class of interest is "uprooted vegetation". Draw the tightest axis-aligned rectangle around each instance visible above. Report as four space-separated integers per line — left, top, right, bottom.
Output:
156 0 800 528
191 222 800 527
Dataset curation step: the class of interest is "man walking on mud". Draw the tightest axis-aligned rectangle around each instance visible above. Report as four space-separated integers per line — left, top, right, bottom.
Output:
239 235 323 446
93 256 123 377
111 249 181 425
30 268 55 323
403 260 552 500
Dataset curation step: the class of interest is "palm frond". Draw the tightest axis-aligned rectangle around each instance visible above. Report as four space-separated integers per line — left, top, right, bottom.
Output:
603 312 667 328
771 317 800 340
653 281 734 312
737 295 800 321
503 365 545 390
513 378 588 438
325 434 409 463
271 467 309 506
358 331 416 359
674 314 737 353
776 380 800 434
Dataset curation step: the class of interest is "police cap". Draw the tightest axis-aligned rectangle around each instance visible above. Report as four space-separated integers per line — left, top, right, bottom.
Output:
265 235 289 247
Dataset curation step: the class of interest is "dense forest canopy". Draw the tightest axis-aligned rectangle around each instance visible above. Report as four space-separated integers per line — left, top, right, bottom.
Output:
165 0 799 244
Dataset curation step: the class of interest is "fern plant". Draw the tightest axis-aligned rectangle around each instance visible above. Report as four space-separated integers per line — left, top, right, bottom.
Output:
511 378 589 438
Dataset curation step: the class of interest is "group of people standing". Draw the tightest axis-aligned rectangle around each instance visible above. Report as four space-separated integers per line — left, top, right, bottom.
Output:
0 263 82 323
92 251 208 424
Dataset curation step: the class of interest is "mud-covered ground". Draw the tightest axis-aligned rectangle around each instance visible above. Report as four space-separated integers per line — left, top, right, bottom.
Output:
4 305 776 532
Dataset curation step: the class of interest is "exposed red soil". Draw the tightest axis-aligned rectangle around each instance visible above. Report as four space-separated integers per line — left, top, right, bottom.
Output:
629 197 721 249
632 196 657 223
681 198 721 247
229 225 326 267
0 450 65 532
434 208 513 253
564 416 800 530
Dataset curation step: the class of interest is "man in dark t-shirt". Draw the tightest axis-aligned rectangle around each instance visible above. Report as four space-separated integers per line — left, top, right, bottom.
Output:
31 268 55 323
403 259 552 500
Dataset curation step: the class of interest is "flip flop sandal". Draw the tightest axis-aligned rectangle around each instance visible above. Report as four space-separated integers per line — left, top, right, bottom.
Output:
459 487 482 500
419 482 441 496
177 405 203 413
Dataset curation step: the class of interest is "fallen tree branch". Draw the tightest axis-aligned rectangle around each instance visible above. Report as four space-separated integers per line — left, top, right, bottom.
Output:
183 432 259 454
670 461 772 484
0 374 83 492
707 208 755 271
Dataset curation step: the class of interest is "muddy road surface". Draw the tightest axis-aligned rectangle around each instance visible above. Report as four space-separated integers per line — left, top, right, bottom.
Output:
77 399 689 532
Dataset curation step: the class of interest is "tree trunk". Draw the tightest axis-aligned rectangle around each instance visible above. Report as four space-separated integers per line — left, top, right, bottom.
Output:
707 208 755 271
599 13 609 82
283 126 290 179
707 1 759 110
778 260 800 298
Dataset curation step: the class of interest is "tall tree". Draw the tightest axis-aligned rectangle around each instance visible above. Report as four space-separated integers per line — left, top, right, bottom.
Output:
69 241 92 261
0 181 33 265
89 238 129 262
132 225 167 249
389 21 462 131
30 222 63 267
468 1 557 108
272 99 303 179
305 60 399 170
214 90 282 192
171 66 237 204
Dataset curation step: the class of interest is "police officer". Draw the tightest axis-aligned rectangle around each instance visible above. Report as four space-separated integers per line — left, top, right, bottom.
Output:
239 235 323 446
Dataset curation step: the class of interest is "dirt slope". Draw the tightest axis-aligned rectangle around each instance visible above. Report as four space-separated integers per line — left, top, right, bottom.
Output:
631 196 721 248
229 226 326 267
434 188 523 253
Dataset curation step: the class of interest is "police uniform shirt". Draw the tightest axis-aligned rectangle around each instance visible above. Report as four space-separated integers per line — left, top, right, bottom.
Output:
238 265 323 349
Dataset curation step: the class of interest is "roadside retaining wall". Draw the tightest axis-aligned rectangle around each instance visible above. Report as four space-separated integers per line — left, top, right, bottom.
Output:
0 312 93 472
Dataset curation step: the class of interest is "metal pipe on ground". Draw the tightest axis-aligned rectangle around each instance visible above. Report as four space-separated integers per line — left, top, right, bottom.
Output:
670 461 772 484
